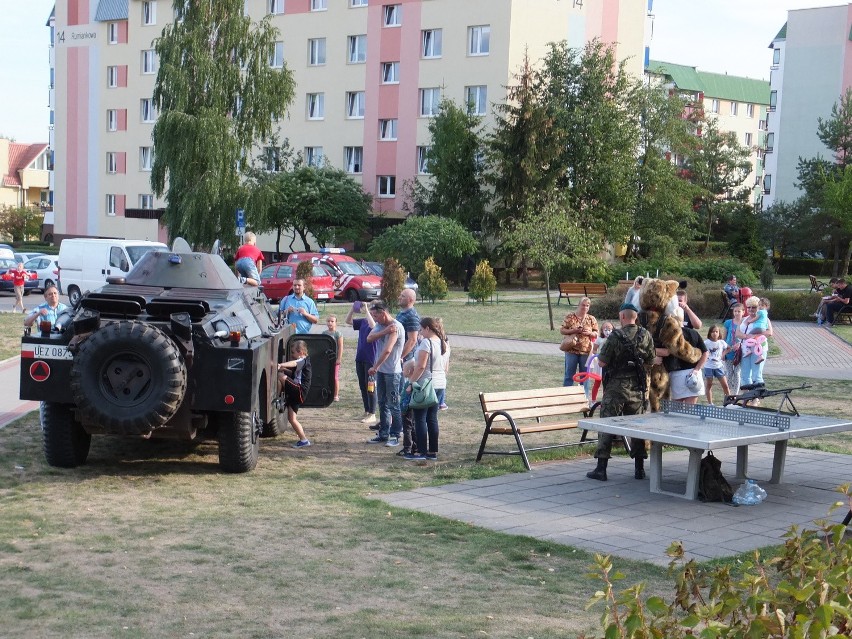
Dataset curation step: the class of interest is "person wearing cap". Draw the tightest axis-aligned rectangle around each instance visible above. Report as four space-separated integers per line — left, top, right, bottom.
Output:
587 302 655 482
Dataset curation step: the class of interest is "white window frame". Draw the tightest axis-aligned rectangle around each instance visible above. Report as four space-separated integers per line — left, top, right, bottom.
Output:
419 88 440 117
383 4 401 27
140 194 154 209
305 146 324 167
421 29 442 58
310 0 327 10
344 146 363 173
377 175 396 198
465 85 487 116
107 22 119 44
710 99 720 114
746 103 755 118
308 38 326 66
142 49 157 74
772 48 781 66
381 61 400 84
307 93 325 120
106 194 117 216
348 35 367 63
269 0 284 15
769 91 777 110
142 1 157 25
468 25 490 56
140 146 153 171
763 174 771 194
270 41 284 68
265 147 282 172
350 0 367 6
379 118 398 140
744 132 752 147
417 146 431 174
141 98 156 123
106 152 118 174
346 91 365 119
107 66 118 88
730 102 739 116
765 132 775 152
107 109 118 132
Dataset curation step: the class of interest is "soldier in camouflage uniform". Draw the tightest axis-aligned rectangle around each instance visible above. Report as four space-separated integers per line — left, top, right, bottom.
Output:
586 302 655 482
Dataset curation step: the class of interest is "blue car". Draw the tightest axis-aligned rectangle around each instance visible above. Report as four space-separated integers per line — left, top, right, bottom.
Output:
362 261 419 293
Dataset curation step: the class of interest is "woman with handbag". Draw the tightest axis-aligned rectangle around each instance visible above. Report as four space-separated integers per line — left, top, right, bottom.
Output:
560 297 599 390
723 303 744 396
404 317 447 462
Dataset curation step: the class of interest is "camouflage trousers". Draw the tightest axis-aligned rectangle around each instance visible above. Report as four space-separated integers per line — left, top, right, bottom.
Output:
594 379 647 460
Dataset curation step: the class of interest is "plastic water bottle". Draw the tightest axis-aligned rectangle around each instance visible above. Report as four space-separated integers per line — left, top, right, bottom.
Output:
733 479 767 505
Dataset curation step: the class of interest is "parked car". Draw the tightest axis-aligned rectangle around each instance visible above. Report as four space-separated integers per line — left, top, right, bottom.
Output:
15 252 46 264
23 255 60 293
0 244 14 260
0 258 39 295
286 250 382 302
362 261 419 293
259 261 336 303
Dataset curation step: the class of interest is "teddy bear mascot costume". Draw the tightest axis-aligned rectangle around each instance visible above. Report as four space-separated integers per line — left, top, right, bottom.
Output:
638 279 702 413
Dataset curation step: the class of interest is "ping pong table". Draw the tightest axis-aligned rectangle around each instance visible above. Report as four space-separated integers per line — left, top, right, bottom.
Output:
578 401 852 500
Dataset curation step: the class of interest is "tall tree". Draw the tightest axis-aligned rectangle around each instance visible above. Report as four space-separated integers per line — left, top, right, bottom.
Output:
817 87 852 168
151 0 295 246
758 197 818 267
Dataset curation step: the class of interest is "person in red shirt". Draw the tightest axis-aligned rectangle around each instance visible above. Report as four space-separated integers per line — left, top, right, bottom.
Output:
234 232 264 285
2 262 35 313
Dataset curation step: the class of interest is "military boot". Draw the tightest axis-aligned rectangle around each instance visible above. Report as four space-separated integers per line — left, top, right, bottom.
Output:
634 457 646 480
586 458 608 481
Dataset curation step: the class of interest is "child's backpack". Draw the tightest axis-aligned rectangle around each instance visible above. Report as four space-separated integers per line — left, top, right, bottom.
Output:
697 451 734 503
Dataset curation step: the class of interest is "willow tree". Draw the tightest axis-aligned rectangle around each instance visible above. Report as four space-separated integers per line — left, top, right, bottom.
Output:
151 0 295 246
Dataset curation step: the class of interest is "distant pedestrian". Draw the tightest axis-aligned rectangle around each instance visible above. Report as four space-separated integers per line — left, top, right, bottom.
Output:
323 314 342 401
463 254 475 292
345 301 377 424
2 262 34 313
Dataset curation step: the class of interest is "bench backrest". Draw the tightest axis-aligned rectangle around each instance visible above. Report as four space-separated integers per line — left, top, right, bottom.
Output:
480 386 588 421
559 283 608 295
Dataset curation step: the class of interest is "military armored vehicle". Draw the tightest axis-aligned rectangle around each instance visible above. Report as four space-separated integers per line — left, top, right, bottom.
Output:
20 244 335 473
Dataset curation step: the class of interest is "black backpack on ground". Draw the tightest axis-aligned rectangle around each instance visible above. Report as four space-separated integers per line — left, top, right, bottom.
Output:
697 451 734 503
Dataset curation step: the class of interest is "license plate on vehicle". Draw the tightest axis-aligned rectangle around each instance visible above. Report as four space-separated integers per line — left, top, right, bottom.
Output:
23 344 73 360
317 293 329 299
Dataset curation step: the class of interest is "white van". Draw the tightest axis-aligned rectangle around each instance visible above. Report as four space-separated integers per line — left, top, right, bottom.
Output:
58 238 168 305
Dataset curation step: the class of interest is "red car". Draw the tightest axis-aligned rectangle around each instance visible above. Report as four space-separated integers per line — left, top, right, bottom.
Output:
259 262 336 303
286 250 382 302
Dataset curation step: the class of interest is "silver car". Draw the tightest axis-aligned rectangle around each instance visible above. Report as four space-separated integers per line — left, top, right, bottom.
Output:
23 255 60 293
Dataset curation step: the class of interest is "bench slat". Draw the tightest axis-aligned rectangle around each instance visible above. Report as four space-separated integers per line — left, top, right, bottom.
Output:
490 421 579 435
480 386 584 403
486 404 589 421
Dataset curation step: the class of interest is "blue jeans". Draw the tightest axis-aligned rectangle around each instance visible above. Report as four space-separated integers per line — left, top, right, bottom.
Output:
235 256 260 282
740 353 764 386
376 371 402 439
413 404 439 455
436 388 446 407
563 353 589 387
355 360 375 414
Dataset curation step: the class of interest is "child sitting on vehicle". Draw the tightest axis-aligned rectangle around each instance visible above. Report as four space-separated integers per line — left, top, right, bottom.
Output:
277 340 312 448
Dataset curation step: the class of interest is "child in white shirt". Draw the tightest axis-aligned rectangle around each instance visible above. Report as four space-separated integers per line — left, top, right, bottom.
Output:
703 325 730 405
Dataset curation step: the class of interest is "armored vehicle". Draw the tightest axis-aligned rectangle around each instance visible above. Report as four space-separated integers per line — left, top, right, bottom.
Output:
20 244 335 473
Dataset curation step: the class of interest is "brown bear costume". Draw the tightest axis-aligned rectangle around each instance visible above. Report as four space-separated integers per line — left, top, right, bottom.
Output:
638 279 702 412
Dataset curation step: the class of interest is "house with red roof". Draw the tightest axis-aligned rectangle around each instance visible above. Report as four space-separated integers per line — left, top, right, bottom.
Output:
0 137 51 209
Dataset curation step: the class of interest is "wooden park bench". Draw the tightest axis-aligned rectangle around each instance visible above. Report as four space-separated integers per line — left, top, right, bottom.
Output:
476 386 599 470
809 274 827 293
557 282 608 305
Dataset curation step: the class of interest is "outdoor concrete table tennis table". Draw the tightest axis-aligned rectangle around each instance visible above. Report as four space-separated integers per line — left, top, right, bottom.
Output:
578 401 852 500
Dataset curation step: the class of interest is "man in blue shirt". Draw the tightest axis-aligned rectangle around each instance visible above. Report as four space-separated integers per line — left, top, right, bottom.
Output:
279 279 319 334
24 285 68 330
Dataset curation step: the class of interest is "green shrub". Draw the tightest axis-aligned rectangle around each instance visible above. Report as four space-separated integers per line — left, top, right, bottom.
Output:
775 257 834 276
581 490 852 639
679 258 758 287
467 259 496 304
760 260 775 290
417 256 449 303
758 291 821 321
379 257 405 310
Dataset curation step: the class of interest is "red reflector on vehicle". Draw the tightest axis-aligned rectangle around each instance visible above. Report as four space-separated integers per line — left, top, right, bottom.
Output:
224 395 235 405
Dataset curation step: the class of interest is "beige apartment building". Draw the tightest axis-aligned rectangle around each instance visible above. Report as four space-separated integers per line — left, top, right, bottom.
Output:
51 0 646 247
0 138 51 210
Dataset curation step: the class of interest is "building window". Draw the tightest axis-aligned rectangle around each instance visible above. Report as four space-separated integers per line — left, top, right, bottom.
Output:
383 4 401 26
381 62 400 84
744 132 753 147
270 41 284 68
265 147 282 172
468 25 490 56
141 98 156 123
765 132 775 152
344 146 363 173
417 146 431 174
465 85 487 116
377 175 396 197
106 194 117 216
307 93 325 119
107 109 118 131
379 118 398 140
422 29 442 58
269 0 284 15
308 38 326 65
140 194 154 209
710 99 719 114
769 90 777 111
346 91 365 118
419 88 440 117
142 49 157 74
763 174 771 194
348 35 367 63
746 103 755 118
142 1 157 25
140 146 153 171
305 146 324 167
772 47 781 66
107 66 118 88
730 102 739 116
311 0 327 10
107 22 119 44
351 0 367 6
106 152 118 174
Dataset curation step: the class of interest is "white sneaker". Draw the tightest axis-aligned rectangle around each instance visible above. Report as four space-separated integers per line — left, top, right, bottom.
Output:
361 413 377 424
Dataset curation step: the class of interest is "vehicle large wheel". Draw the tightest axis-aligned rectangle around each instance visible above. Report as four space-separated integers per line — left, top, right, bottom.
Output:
70 320 187 435
216 411 260 473
41 402 91 468
346 288 359 302
68 285 82 307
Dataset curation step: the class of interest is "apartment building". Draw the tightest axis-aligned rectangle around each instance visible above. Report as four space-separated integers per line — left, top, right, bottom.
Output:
646 60 770 208
0 138 51 209
50 0 646 245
